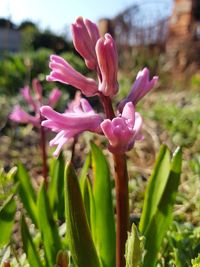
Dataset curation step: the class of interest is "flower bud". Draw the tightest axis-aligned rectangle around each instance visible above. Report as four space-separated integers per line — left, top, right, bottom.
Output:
96 34 119 97
71 17 100 70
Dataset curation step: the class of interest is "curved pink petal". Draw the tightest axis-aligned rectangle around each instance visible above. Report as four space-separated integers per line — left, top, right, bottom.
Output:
71 17 100 70
47 55 98 97
96 34 119 97
101 102 143 153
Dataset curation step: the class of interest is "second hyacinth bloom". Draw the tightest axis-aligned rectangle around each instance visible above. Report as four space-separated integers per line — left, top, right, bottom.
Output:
101 102 143 153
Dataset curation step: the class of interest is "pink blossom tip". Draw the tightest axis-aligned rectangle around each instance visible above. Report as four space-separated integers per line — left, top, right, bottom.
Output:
32 79 43 101
101 102 143 153
47 88 62 107
96 33 119 97
9 105 39 127
40 99 103 156
118 68 158 111
47 55 98 97
71 17 100 70
21 86 39 113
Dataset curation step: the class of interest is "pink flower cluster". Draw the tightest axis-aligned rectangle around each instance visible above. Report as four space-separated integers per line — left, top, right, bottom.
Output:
40 17 158 155
41 97 102 157
10 79 61 127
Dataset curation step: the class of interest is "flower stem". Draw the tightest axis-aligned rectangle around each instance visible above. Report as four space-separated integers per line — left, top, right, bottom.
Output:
113 153 129 267
100 95 129 267
40 115 48 189
99 93 115 119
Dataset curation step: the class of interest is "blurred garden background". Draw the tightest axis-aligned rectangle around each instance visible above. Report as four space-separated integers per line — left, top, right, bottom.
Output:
0 0 200 266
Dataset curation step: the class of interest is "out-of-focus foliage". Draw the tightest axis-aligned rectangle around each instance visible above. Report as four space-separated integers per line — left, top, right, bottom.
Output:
0 49 88 96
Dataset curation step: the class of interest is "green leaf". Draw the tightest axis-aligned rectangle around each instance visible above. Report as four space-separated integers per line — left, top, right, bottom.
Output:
191 253 200 267
139 145 171 234
79 153 91 190
37 183 62 267
64 162 101 267
125 224 144 267
15 163 38 226
81 176 92 227
21 215 43 267
91 142 116 267
142 147 182 267
48 153 65 220
79 153 91 226
0 196 16 247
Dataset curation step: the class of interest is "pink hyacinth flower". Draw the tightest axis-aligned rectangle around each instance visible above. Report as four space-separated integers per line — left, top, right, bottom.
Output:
71 16 100 70
47 88 62 107
46 55 98 97
32 78 43 101
10 79 62 127
66 91 82 112
118 68 158 111
96 33 119 97
40 99 103 157
9 105 40 127
101 102 142 154
21 86 39 113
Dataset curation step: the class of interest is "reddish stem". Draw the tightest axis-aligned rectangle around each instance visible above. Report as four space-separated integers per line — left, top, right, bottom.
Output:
113 153 129 267
100 95 129 267
40 115 48 189
99 93 115 119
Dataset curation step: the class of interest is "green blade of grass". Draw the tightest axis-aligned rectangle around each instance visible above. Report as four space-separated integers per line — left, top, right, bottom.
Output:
64 162 101 267
48 153 65 220
139 145 171 234
91 142 116 267
37 183 62 267
142 147 182 267
15 163 38 226
21 215 43 267
0 195 16 248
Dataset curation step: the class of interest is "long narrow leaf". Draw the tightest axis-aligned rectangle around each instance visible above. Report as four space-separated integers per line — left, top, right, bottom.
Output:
21 215 43 267
0 195 16 248
79 153 91 225
15 163 38 226
139 145 171 234
125 224 143 267
48 153 65 220
37 183 62 267
91 142 116 267
65 162 101 267
79 153 91 190
142 147 182 267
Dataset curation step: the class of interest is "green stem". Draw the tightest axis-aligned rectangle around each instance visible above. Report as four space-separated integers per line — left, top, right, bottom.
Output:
40 114 48 189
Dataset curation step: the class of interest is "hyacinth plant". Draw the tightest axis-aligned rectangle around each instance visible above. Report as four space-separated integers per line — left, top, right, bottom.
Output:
9 79 62 188
38 16 176 267
0 17 183 267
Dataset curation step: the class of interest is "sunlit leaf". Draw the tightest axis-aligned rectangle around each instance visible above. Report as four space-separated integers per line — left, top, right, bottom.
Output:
15 163 38 226
91 142 116 267
37 183 62 267
142 147 182 267
125 224 144 267
0 195 16 248
48 153 65 220
21 215 43 267
64 162 101 267
139 145 171 234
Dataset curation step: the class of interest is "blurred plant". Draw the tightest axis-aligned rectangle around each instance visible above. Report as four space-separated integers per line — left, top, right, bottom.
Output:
9 79 62 188
0 49 88 96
